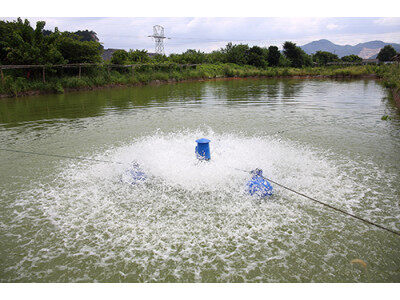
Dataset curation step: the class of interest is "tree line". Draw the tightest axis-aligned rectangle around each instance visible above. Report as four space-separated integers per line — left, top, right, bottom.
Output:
1 18 398 68
110 43 398 67
0 18 103 65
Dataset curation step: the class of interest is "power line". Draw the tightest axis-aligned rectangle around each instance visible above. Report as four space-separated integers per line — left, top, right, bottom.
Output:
0 148 124 165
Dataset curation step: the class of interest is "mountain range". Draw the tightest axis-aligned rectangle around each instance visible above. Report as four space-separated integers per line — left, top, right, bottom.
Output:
300 39 400 59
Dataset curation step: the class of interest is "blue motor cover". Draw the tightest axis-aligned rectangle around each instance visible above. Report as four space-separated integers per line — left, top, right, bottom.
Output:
123 162 147 184
195 138 211 160
247 169 273 197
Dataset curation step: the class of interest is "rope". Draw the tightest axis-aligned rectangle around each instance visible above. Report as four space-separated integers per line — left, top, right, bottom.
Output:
236 168 400 237
1 147 399 237
0 148 124 165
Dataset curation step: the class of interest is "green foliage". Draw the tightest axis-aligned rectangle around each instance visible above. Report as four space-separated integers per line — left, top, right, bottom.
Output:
375 64 400 89
313 51 339 65
56 32 102 63
0 18 66 65
247 46 267 68
0 18 102 65
152 54 169 63
74 30 99 42
282 41 311 68
170 49 207 64
128 49 150 63
0 63 392 97
207 50 227 63
341 55 363 63
377 45 397 62
223 43 249 65
267 46 281 67
278 55 291 67
111 49 129 65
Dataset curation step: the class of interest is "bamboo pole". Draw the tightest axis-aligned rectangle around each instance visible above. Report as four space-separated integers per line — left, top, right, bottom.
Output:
42 67 45 83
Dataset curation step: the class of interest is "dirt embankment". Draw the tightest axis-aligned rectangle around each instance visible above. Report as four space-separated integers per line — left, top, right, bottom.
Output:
0 74 379 99
392 88 400 109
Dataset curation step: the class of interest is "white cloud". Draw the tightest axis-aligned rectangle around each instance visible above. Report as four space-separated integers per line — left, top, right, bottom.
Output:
2 17 400 53
373 17 400 26
326 23 339 30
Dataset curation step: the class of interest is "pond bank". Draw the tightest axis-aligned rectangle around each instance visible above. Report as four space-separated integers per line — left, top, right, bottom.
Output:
0 73 378 99
392 88 400 109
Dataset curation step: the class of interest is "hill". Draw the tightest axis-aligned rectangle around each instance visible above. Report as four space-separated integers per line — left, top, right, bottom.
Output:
300 39 400 59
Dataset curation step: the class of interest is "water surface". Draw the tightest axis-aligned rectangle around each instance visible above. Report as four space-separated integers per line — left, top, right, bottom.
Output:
1 78 399 282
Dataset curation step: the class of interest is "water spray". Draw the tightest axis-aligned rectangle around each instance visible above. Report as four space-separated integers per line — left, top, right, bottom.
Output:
1 143 399 237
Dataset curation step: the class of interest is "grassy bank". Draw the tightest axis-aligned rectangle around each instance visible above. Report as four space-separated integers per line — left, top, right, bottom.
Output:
375 64 400 90
374 64 400 108
0 63 390 98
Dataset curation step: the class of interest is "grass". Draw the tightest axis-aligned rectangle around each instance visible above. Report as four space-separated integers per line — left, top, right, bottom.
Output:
0 63 397 97
375 64 400 90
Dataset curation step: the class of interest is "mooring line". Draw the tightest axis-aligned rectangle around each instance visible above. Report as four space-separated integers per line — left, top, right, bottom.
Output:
235 167 400 237
0 148 124 165
1 147 399 237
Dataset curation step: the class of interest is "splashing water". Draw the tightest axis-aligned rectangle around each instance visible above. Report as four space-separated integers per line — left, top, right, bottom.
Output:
3 129 399 282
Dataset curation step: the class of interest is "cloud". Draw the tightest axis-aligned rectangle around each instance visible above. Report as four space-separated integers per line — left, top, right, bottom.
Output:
2 17 400 53
326 23 339 30
373 17 400 26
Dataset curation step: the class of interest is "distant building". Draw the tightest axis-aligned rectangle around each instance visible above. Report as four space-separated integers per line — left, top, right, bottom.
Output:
101 49 120 61
361 59 379 65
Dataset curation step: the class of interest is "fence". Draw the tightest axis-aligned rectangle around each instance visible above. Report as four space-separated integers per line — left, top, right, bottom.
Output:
0 63 199 83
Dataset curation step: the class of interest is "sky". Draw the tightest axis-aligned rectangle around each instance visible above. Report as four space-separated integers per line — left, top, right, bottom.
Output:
3 17 400 54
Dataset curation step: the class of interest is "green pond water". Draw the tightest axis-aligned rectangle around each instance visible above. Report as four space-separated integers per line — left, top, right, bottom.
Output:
0 78 399 282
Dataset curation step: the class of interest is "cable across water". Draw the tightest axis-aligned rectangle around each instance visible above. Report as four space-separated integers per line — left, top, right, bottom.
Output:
1 147 399 237
235 167 400 237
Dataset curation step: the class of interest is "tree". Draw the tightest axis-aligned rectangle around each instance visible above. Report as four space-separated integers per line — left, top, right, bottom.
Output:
341 55 362 63
377 45 397 62
247 46 267 68
111 49 129 64
170 49 207 64
223 43 249 65
74 30 99 42
0 18 102 65
278 55 291 67
312 51 339 65
128 49 149 63
206 50 227 64
0 18 65 65
282 41 311 68
267 46 281 67
56 32 102 63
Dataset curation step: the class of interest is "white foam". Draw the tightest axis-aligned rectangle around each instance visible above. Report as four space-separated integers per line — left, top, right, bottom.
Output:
5 130 399 282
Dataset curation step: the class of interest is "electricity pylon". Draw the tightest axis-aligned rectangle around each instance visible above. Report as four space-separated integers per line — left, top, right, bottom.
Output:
148 25 170 55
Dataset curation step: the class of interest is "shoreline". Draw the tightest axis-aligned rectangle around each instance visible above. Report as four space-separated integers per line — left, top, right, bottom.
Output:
392 88 400 109
0 73 379 99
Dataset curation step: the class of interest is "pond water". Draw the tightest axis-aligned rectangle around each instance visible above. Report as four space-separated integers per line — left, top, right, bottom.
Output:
0 78 399 282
